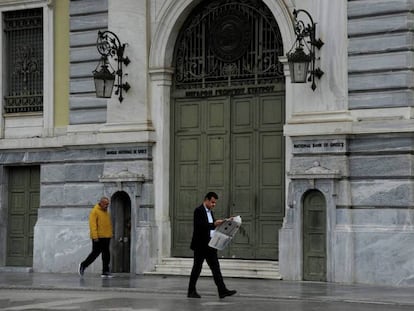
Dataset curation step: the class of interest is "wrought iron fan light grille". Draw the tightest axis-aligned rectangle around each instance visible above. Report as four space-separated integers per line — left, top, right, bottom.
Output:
173 0 284 91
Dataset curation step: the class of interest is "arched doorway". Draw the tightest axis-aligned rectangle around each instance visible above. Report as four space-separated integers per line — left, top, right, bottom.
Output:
302 190 327 281
170 0 285 260
110 191 131 273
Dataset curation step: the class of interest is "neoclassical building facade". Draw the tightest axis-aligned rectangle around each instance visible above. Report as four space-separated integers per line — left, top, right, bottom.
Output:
0 0 413 286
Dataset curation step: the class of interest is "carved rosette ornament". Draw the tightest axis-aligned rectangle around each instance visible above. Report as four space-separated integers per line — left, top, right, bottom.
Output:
173 0 284 91
209 10 251 63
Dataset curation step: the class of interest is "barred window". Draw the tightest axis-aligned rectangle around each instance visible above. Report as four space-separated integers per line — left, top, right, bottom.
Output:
3 8 43 113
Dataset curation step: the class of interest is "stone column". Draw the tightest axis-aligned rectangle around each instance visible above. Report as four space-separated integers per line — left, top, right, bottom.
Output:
149 68 174 261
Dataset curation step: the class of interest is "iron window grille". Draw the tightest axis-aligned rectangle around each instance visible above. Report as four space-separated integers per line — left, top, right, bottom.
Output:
173 0 284 92
3 8 43 113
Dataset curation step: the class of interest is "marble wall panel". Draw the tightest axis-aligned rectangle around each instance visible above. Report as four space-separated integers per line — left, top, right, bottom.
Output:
65 164 104 182
69 109 107 125
349 154 413 177
64 184 105 207
348 135 414 153
33 220 96 273
348 0 414 18
70 0 108 16
41 165 66 183
349 71 414 92
353 230 414 285
40 185 65 208
70 13 108 32
349 90 414 109
350 180 414 207
348 13 414 37
349 32 414 55
349 52 414 73
336 209 414 227
70 61 97 78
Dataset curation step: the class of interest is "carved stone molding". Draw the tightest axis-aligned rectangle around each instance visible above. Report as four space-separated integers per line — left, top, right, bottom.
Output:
288 161 342 180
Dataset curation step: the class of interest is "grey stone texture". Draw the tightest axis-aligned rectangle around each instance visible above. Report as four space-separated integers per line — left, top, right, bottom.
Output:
69 0 108 124
281 134 414 285
348 0 414 108
0 144 154 274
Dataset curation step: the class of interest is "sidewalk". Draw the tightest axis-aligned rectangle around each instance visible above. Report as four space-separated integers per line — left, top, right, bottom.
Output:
0 271 414 307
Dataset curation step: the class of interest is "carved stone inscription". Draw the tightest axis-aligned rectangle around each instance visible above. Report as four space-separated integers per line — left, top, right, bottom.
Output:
293 139 346 154
105 146 150 159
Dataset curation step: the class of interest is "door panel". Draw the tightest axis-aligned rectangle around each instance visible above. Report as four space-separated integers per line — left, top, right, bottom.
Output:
228 95 284 259
111 192 132 273
303 191 327 281
172 97 230 257
7 166 40 266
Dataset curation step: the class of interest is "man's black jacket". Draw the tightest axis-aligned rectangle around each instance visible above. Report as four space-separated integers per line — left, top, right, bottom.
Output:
190 204 216 251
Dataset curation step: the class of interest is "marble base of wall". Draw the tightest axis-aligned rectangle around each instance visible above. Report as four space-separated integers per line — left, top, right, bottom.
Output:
280 219 414 286
33 218 94 273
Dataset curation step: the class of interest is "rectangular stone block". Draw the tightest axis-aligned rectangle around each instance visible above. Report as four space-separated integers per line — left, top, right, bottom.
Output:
65 164 104 182
348 13 414 37
349 89 414 109
336 208 414 226
349 154 413 177
64 184 105 206
41 165 66 183
353 230 414 285
349 71 414 91
349 51 414 73
69 109 106 125
348 0 414 18
349 32 414 55
350 180 414 207
349 135 414 153
70 0 108 16
70 13 108 32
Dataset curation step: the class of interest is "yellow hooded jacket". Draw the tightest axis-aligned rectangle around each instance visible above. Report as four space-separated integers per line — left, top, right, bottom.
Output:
89 203 113 240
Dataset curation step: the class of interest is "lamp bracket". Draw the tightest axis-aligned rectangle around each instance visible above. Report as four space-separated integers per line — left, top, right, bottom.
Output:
287 9 323 91
95 30 131 102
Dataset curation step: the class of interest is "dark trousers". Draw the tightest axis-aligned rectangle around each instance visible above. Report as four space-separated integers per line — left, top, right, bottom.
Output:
81 238 111 273
188 247 226 293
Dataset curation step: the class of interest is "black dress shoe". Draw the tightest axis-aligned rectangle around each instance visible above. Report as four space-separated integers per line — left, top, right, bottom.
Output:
219 289 237 298
187 291 201 298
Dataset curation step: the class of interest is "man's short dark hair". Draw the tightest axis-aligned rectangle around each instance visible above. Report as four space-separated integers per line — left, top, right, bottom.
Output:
205 192 218 200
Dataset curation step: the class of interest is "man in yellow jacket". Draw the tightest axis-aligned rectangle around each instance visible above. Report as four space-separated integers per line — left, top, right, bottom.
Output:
78 197 113 278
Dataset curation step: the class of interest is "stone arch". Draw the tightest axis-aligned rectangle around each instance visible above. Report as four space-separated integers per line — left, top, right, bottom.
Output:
148 0 295 261
149 0 296 69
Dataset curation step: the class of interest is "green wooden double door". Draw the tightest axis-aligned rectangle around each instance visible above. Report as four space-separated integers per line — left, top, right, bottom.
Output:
6 166 40 266
171 93 285 260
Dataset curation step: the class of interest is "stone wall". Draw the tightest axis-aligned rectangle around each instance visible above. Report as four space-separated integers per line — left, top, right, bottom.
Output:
348 0 414 109
0 144 154 273
69 0 108 124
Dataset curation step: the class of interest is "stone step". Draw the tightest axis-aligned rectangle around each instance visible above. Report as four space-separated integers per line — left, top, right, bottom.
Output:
146 258 282 279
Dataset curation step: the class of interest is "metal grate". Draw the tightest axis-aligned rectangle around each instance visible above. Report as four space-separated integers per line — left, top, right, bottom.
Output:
173 0 284 92
3 8 43 113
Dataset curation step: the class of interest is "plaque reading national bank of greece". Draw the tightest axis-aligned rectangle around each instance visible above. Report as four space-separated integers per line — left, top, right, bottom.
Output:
293 139 346 154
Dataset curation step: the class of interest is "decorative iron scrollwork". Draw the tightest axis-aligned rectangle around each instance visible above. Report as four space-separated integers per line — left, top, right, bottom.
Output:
173 0 284 92
14 45 40 87
209 10 251 63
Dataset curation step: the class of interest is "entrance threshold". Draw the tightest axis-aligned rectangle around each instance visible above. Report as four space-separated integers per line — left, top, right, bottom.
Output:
146 258 282 279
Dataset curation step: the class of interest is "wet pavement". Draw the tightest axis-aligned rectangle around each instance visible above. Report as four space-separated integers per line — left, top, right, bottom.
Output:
0 272 414 310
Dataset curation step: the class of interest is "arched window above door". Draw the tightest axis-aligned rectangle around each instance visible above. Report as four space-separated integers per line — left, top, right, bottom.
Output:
173 0 284 91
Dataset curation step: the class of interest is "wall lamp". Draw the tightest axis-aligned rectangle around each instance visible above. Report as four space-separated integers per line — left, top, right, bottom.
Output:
93 30 131 102
286 9 324 91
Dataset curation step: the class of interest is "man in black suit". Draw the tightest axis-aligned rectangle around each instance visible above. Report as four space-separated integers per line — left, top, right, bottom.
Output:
187 192 237 299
